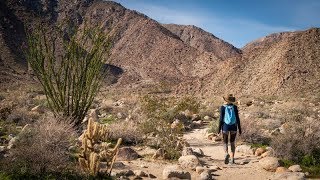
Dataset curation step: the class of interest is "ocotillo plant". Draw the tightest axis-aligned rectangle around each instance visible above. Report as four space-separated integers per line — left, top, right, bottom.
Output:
25 23 111 127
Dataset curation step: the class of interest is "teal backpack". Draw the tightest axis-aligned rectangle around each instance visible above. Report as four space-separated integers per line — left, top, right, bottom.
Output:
223 105 236 125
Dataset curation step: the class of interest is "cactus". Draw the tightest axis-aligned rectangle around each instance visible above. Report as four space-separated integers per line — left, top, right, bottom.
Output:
79 117 122 176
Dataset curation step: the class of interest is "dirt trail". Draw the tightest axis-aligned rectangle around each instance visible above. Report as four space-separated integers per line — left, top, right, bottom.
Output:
184 127 274 180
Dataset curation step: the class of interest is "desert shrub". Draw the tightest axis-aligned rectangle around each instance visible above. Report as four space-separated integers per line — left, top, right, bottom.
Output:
2 115 77 175
25 23 111 127
175 96 200 114
207 119 219 134
271 119 320 173
139 95 186 160
106 120 143 145
238 118 271 145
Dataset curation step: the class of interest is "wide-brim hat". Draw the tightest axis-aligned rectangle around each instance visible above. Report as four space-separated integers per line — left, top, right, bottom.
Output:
223 94 236 103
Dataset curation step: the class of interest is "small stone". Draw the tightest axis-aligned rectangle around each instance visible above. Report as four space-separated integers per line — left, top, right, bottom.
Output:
7 137 17 149
148 173 157 178
196 166 206 174
178 155 201 169
208 165 220 171
261 150 273 158
163 165 191 179
255 147 266 156
133 170 147 177
117 147 140 161
276 167 291 173
117 169 134 176
288 165 302 172
113 162 126 168
203 116 211 121
199 170 211 180
140 164 148 168
213 136 222 141
0 146 5 153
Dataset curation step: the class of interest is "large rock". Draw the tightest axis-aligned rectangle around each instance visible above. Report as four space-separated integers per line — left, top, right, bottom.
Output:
162 165 191 179
178 155 201 169
259 157 280 171
288 165 302 172
261 150 273 158
272 172 305 180
236 145 254 155
117 147 140 161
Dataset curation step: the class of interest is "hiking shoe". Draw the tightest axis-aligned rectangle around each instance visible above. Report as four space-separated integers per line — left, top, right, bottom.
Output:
224 154 230 164
229 158 235 165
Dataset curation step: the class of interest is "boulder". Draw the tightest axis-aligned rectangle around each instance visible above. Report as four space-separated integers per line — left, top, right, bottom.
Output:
178 155 201 169
272 172 305 180
199 170 211 180
259 157 280 171
236 145 254 155
288 165 302 172
162 165 191 179
255 147 266 156
117 147 140 161
276 167 291 173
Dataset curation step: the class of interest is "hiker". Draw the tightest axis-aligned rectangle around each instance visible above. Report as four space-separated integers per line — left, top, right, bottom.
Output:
217 94 242 165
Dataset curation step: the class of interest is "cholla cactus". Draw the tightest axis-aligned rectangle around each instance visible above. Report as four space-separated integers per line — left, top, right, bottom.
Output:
79 117 122 176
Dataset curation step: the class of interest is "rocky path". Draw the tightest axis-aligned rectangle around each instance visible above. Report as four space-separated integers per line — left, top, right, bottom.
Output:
184 127 274 180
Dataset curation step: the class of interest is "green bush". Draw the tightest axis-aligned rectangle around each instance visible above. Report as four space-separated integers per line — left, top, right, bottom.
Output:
139 95 189 160
25 23 111 127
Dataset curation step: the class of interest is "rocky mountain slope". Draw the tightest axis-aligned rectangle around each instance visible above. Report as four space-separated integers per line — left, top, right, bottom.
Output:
181 28 320 98
162 24 241 60
1 0 319 98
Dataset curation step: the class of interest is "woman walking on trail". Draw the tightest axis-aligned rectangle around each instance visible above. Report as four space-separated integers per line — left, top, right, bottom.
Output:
217 94 242 165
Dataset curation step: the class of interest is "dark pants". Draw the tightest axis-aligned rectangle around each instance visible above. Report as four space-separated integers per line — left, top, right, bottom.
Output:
222 131 237 153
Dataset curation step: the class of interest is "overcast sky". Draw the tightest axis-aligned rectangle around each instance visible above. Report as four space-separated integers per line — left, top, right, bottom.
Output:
113 0 320 48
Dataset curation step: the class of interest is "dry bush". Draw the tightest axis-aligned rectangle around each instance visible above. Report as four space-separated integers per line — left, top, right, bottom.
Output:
106 120 143 144
4 115 77 175
271 118 320 165
238 118 271 145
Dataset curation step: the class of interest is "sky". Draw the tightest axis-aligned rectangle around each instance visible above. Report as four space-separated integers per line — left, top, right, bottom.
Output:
113 0 320 48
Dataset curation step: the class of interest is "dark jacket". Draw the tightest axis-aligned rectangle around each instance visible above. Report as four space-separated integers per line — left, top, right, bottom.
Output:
217 104 242 134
